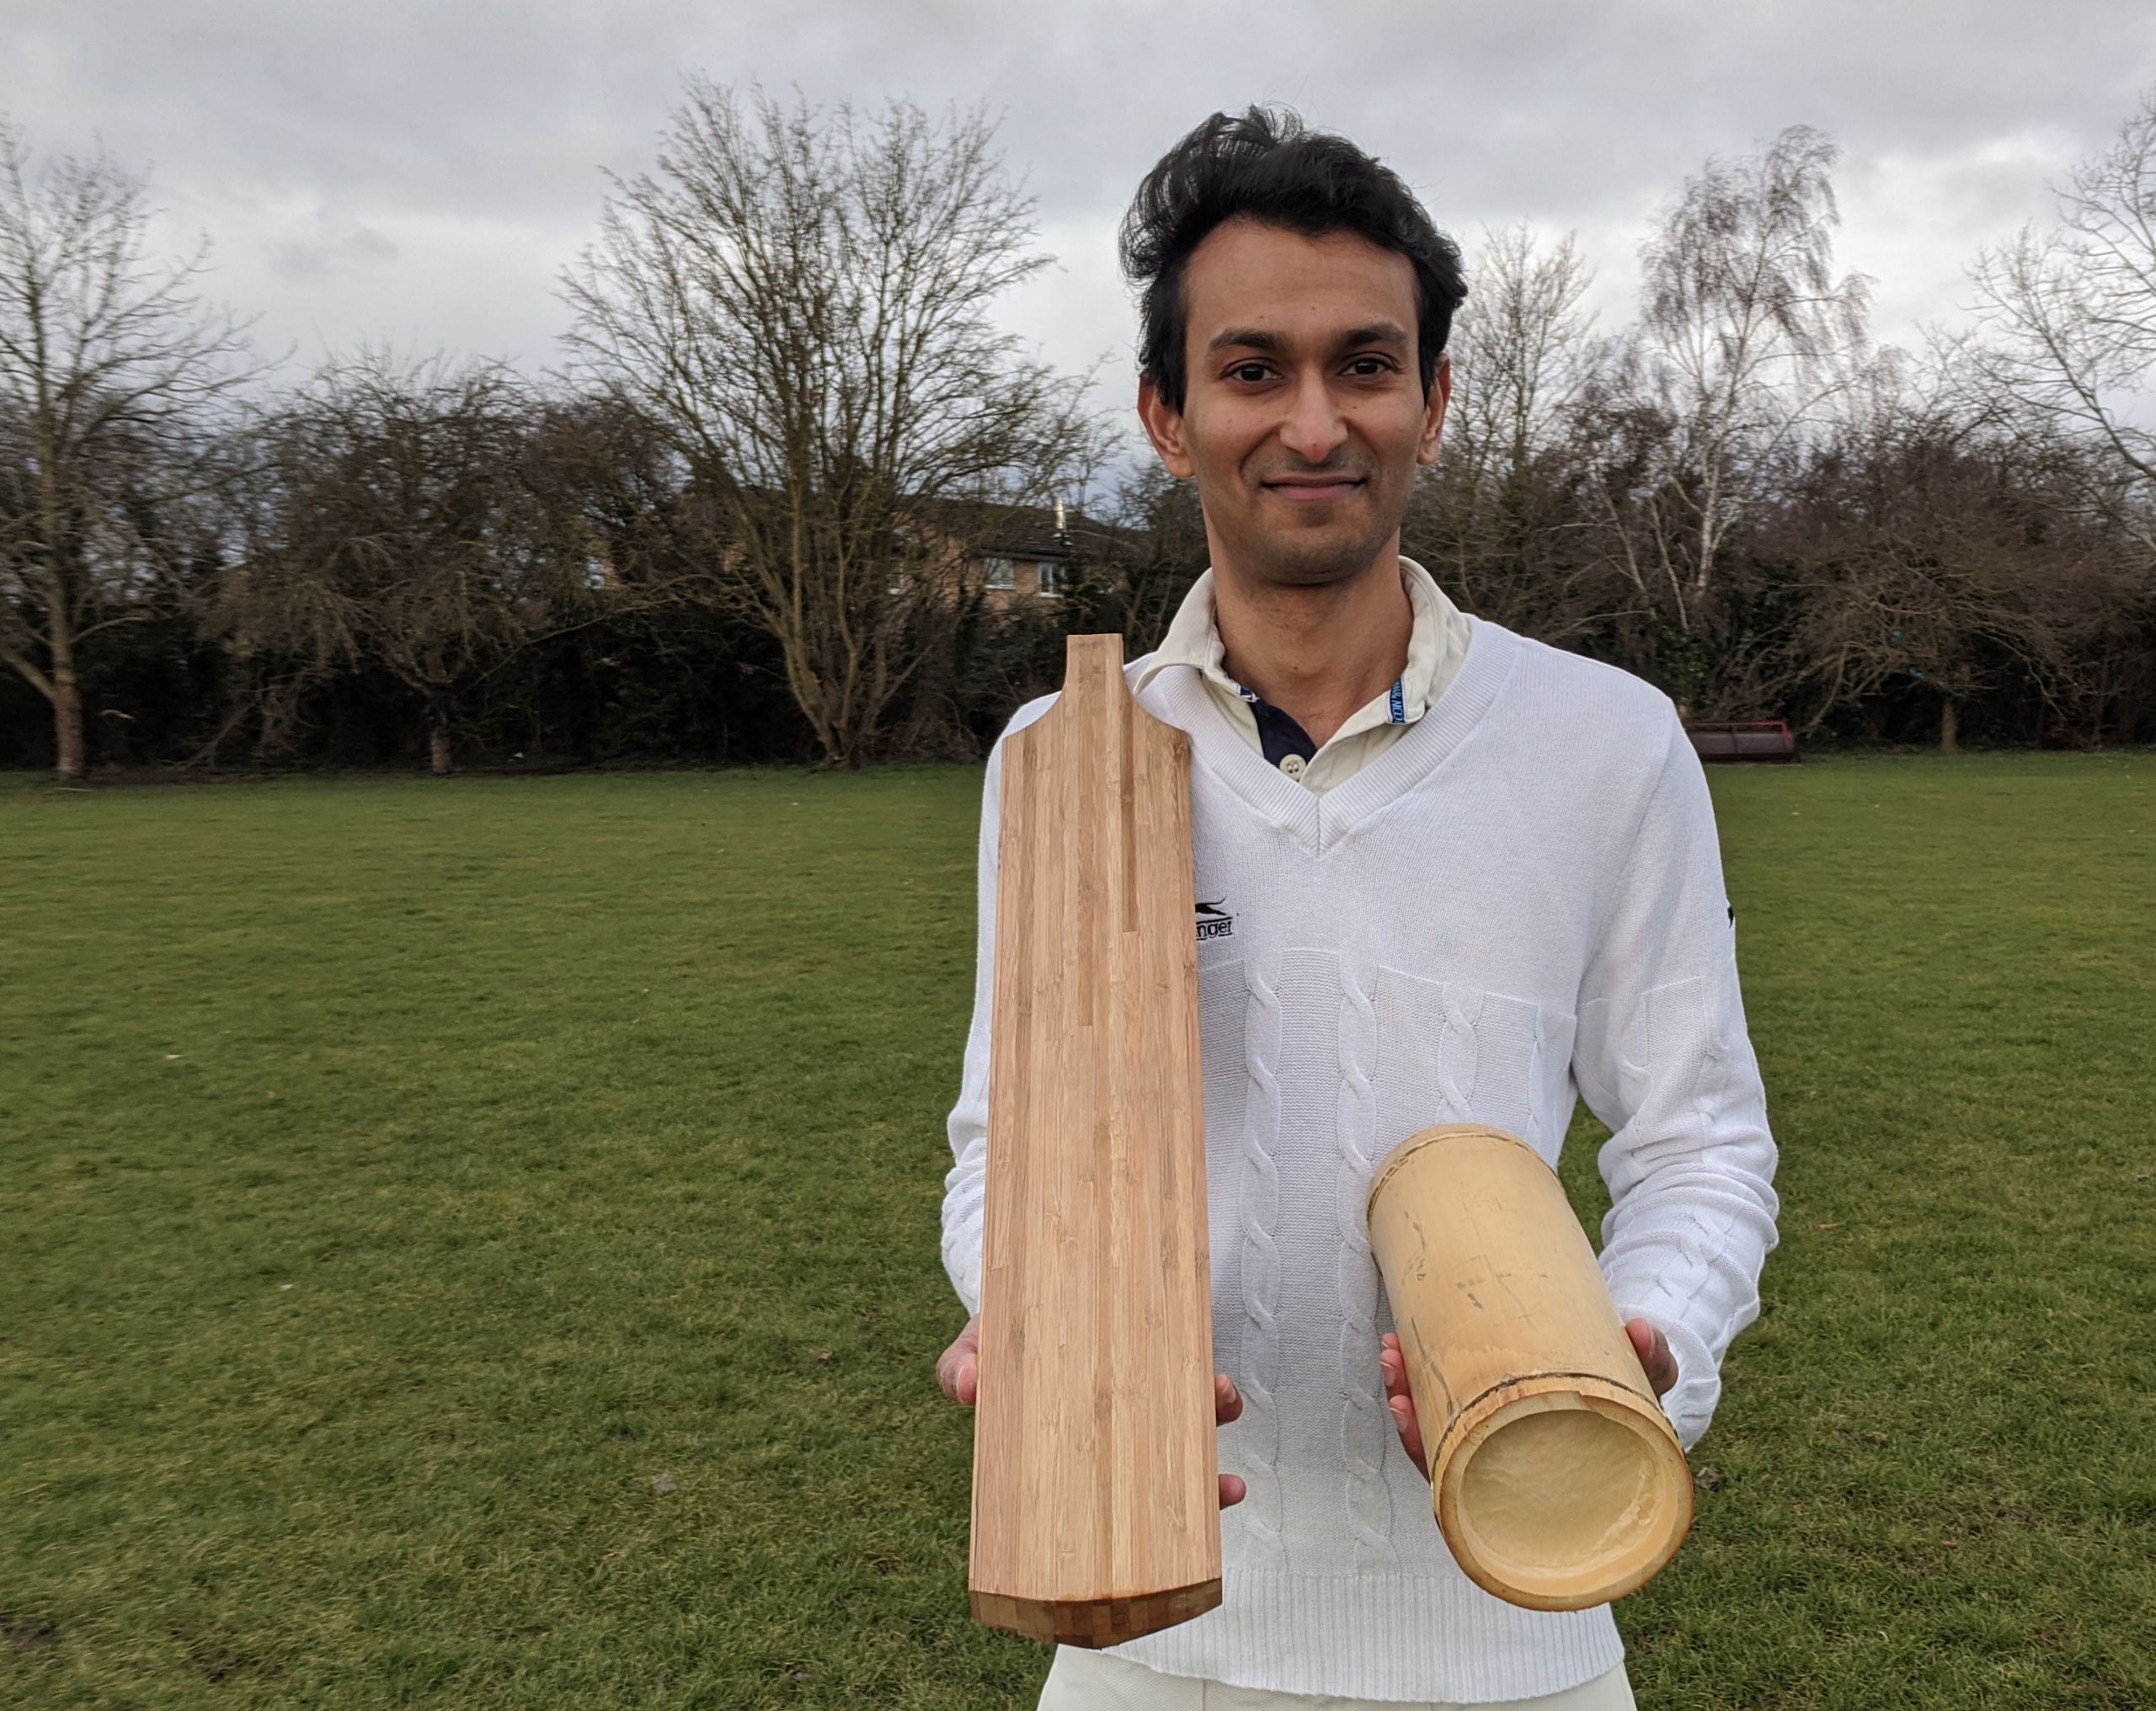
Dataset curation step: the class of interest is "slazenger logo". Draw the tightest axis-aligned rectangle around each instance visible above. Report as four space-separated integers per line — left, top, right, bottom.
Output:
1195 898 1235 941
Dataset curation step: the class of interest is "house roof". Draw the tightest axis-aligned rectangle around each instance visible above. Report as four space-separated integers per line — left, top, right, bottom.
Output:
969 502 1143 562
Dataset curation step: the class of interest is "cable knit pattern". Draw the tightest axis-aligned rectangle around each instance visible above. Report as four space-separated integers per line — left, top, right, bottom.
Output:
941 616 1780 1703
1334 968 1396 1571
1235 964 1289 1564
1435 986 1478 1124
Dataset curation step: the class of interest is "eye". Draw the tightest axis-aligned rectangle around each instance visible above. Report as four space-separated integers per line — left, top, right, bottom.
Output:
1226 361 1273 384
1344 355 1398 378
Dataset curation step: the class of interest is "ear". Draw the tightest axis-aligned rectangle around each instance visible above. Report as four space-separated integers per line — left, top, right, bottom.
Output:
1138 375 1196 480
1417 354 1453 467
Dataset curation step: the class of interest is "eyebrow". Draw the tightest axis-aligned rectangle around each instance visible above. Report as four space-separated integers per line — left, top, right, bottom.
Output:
1206 327 1286 355
1204 322 1412 356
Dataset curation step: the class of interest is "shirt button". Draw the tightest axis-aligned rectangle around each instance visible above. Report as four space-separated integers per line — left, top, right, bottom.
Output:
1279 754 1308 781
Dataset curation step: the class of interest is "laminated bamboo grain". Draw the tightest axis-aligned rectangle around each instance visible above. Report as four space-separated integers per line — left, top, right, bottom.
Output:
1367 1124 1693 1612
968 634 1221 1647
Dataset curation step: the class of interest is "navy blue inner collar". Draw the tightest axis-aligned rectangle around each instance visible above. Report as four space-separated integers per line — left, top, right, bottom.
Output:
1248 697 1317 770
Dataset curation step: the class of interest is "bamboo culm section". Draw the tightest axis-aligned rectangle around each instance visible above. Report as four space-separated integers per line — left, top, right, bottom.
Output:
1367 1123 1694 1611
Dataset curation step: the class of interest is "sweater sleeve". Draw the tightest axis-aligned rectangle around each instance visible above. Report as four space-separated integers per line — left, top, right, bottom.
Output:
942 685 1071 1318
1571 706 1780 1451
939 738 1002 1319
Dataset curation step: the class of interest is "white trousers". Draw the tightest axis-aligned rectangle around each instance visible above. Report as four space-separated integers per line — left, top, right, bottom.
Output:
1038 1648 1636 1709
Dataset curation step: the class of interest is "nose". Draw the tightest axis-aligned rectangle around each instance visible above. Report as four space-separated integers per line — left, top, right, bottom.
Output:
1278 368 1349 466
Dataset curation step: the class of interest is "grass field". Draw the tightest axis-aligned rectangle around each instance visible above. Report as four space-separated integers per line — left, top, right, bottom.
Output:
3 754 2153 1710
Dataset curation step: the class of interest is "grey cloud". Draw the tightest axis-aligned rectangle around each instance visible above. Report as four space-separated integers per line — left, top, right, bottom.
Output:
265 219 398 280
5 2 2153 376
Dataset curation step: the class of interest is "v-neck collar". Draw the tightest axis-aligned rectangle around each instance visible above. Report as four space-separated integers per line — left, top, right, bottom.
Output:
1148 615 1518 853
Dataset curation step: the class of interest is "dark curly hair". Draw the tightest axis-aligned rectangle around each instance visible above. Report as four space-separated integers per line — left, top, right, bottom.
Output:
1120 107 1467 413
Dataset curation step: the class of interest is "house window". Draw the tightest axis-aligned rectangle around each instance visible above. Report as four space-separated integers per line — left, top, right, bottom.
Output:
982 557 1016 589
1037 561 1065 598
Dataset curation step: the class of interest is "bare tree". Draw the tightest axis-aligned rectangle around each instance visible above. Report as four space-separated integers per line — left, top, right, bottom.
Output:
1786 426 2027 749
1966 88 2156 555
0 120 258 781
1088 462 1207 649
1447 225 1601 494
561 79 1104 768
1619 126 1871 648
1411 224 1614 641
228 349 595 774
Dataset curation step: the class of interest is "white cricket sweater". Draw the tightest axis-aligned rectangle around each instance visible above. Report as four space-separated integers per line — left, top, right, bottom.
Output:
941 614 1780 1705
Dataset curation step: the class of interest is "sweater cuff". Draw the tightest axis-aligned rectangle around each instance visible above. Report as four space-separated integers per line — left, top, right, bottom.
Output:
941 1210 983 1318
1609 1308 1718 1452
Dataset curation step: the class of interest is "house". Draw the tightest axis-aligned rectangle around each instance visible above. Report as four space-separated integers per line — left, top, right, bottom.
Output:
958 498 1141 608
975 498 1079 605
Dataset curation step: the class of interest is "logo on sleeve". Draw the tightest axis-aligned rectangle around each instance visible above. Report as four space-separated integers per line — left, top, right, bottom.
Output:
1196 898 1235 941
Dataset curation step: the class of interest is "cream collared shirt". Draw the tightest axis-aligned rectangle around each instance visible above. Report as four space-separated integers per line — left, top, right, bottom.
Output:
1131 555 1472 795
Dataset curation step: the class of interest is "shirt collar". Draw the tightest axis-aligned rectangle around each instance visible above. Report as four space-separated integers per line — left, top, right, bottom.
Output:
1133 555 1464 726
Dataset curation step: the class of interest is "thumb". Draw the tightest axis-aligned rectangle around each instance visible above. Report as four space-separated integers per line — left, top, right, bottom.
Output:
937 1317 982 1405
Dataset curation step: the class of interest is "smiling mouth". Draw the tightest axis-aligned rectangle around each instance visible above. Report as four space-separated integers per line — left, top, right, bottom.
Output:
1263 477 1364 503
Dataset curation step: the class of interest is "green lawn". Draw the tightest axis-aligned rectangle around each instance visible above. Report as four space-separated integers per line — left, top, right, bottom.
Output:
2 755 2151 1710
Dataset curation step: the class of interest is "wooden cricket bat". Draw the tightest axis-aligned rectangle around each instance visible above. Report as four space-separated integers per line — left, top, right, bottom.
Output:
968 633 1221 1648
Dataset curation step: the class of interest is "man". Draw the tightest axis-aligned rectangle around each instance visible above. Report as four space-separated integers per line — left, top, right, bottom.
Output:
936 109 1779 1709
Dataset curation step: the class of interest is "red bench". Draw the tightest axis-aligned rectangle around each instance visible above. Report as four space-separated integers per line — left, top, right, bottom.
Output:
1686 720 1797 763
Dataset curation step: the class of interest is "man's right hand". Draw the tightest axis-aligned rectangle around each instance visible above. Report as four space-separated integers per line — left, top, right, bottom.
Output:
936 1314 1248 1508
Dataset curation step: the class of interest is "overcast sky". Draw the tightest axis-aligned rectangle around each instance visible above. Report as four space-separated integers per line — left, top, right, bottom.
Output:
8 1 2155 445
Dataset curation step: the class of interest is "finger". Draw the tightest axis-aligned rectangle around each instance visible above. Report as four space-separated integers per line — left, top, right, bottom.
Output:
1379 1348 1407 1399
1214 1373 1243 1425
1219 1474 1246 1508
937 1325 979 1405
938 1347 978 1406
1387 1391 1429 1481
1625 1319 1678 1397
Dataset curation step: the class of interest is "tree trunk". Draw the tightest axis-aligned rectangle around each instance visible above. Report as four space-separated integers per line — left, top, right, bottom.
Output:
53 655 86 783
1940 697 1960 755
430 720 453 776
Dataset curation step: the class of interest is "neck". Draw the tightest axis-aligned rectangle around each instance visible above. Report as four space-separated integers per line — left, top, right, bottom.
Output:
1210 538 1412 749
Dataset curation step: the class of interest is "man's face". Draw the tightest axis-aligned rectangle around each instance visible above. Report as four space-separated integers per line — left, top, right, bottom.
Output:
1139 217 1449 589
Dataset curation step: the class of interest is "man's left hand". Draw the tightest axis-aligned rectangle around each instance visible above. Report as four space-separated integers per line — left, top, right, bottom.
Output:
1380 1319 1678 1484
